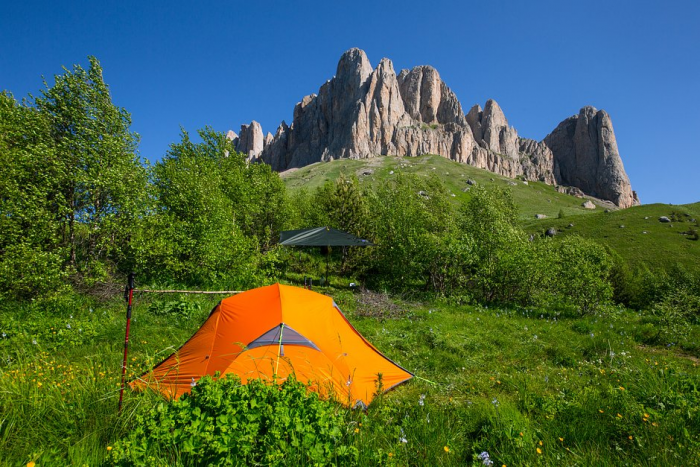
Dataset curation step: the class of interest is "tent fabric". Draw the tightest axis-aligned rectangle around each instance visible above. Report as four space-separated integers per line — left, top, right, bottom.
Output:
279 226 375 247
131 283 412 407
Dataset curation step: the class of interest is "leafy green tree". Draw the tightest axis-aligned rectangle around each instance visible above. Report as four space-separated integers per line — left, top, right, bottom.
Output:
0 93 67 298
365 174 457 291
459 186 529 302
138 128 288 288
35 57 148 281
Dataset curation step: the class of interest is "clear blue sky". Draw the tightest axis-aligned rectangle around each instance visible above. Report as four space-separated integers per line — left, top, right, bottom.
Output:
2 0 698 205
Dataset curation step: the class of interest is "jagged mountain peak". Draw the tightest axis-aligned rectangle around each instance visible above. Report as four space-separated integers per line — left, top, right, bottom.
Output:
231 48 638 208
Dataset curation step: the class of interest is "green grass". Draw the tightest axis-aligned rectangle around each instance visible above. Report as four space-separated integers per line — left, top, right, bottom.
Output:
2 286 699 465
522 203 700 272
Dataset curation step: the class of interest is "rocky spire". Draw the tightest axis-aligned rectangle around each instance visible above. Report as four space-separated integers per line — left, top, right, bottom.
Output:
544 107 639 208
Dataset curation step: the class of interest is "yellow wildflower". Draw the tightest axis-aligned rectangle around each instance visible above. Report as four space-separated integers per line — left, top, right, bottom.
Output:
559 437 564 442
27 462 36 467
617 413 623 418
444 446 450 453
354 428 359 434
107 446 112 451
628 435 633 440
388 452 394 458
599 409 604 413
538 441 543 446
536 447 542 454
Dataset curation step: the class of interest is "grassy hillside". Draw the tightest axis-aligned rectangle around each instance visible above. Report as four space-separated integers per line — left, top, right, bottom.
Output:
282 155 700 273
522 203 700 272
281 155 608 221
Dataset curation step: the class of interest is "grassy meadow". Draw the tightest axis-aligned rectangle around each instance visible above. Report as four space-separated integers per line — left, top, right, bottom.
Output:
2 281 699 466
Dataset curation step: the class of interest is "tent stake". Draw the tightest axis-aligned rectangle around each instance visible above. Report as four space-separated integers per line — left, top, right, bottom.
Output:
118 272 135 413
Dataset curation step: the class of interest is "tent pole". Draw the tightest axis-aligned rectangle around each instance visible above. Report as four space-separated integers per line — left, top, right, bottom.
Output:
118 272 135 413
326 245 330 286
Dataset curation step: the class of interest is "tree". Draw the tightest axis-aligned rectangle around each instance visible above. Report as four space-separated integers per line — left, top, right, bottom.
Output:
35 57 148 281
0 92 67 299
138 128 287 288
459 186 528 302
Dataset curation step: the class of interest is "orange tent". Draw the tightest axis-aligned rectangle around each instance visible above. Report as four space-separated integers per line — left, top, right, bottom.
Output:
132 283 413 407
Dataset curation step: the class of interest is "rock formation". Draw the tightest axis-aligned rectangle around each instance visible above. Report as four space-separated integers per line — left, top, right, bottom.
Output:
544 107 639 208
228 121 266 160
231 48 638 208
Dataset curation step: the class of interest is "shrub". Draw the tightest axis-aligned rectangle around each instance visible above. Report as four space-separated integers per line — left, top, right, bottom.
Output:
542 236 613 314
147 300 201 320
110 375 357 466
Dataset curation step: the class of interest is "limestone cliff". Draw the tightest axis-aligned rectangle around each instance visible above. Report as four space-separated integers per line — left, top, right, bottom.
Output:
233 48 637 207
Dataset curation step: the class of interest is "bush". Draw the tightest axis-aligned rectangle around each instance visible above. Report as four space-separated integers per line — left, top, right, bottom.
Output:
147 300 201 320
541 236 613 314
0 243 69 300
110 375 357 466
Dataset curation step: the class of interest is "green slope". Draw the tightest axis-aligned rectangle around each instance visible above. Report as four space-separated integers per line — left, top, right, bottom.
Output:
281 155 700 273
523 203 700 272
282 154 607 221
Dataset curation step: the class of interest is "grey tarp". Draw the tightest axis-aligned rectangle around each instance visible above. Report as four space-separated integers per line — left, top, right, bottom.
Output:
279 227 375 247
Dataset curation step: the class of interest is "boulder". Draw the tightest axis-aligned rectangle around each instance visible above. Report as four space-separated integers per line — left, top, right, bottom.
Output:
535 214 547 219
545 228 557 237
659 216 671 223
582 200 596 209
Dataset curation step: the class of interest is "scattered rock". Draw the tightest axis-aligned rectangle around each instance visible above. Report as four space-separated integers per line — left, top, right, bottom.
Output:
642 231 648 234
557 186 586 198
582 200 596 209
659 216 671 223
522 181 528 185
461 187 470 192
545 228 557 237
619 225 625 228
644 216 649 220
568 223 575 228
535 214 547 219
466 179 477 185
418 190 429 198
389 170 394 174
362 169 374 176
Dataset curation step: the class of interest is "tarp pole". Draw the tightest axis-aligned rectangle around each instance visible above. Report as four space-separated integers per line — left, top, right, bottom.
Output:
326 245 330 286
118 272 135 412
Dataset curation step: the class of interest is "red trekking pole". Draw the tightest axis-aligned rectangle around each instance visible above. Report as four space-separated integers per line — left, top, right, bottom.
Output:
118 272 135 412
